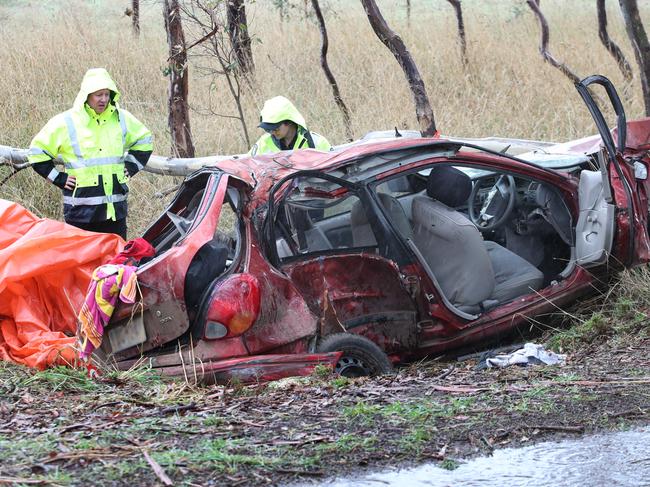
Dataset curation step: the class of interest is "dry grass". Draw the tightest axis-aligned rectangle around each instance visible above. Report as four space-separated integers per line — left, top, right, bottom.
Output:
0 0 648 235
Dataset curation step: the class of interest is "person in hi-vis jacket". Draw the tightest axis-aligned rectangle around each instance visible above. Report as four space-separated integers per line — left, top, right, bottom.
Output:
28 68 153 239
249 96 330 156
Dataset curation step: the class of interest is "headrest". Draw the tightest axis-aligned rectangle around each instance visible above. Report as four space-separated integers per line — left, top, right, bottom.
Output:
350 193 403 226
427 166 472 207
350 199 368 225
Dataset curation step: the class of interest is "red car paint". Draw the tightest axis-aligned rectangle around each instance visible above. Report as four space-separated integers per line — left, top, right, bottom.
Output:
98 77 650 383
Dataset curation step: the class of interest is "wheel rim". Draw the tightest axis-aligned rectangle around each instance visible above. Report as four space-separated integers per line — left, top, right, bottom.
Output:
335 355 372 378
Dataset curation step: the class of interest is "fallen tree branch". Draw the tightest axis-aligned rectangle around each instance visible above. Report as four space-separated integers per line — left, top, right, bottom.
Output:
0 144 246 177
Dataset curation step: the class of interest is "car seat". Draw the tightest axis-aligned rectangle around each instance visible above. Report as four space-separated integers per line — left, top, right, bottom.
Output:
412 166 544 313
351 192 414 247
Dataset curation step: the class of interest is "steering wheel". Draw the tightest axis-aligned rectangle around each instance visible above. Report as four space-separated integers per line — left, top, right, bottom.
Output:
468 175 516 232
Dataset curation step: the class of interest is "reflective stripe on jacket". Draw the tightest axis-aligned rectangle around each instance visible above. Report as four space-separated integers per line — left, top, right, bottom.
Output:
28 68 153 223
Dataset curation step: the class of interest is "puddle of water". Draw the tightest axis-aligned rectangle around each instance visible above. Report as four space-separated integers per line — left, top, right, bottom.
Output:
291 426 650 487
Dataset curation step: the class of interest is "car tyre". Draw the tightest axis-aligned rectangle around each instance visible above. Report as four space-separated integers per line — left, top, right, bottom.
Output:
317 333 394 378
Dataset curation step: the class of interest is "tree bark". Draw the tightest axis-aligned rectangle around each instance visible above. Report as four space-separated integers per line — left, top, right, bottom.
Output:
598 0 633 82
526 0 581 84
311 0 353 140
446 0 468 66
132 0 140 37
360 0 437 137
227 0 255 77
163 0 195 158
619 0 650 115
406 0 411 28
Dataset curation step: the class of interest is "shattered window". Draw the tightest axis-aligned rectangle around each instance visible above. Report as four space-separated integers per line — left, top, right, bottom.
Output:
274 176 371 260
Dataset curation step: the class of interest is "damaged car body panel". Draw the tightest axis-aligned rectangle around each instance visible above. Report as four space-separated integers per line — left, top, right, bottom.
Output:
96 75 650 382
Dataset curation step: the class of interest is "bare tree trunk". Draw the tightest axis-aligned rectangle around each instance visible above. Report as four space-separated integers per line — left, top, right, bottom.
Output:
311 0 353 140
163 0 195 158
227 0 255 77
598 0 633 82
619 0 650 115
446 0 468 66
526 0 581 84
360 0 437 137
406 0 411 28
132 0 140 37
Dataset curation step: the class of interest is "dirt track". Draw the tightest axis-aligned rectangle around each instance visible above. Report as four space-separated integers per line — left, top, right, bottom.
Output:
1 332 649 486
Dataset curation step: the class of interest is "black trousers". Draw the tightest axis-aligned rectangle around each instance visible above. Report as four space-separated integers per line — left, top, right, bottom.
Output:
68 218 127 240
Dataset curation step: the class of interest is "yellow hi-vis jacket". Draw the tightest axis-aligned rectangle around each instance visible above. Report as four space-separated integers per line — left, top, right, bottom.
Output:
28 68 153 223
249 96 331 156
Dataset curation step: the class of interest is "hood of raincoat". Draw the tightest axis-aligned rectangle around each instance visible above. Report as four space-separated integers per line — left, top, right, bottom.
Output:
259 96 307 130
72 68 121 113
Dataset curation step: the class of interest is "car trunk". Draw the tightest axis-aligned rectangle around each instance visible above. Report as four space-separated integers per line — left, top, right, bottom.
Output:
99 168 241 362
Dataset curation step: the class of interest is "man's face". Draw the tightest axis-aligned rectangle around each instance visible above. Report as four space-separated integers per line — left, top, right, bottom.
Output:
271 122 291 140
87 89 111 114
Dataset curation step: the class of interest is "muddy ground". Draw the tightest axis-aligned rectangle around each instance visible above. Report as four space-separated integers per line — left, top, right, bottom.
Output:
1 325 649 487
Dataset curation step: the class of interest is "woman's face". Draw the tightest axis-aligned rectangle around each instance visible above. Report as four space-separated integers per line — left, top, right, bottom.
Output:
271 122 291 140
87 89 111 114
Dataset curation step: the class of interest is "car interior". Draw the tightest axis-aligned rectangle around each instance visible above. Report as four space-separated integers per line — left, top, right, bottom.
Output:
137 172 242 324
273 163 576 317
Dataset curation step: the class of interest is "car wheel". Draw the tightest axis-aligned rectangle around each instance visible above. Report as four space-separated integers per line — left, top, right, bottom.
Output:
317 333 394 378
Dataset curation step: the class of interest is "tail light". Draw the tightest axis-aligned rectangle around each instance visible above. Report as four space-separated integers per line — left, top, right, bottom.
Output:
204 274 261 339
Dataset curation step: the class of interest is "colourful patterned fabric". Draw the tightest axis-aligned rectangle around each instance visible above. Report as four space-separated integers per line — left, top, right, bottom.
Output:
77 264 138 360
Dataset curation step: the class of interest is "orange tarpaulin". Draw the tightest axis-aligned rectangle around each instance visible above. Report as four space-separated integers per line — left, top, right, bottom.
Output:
0 199 124 369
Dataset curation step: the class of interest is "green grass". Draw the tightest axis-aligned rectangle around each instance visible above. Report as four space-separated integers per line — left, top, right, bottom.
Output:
399 426 434 455
342 401 382 423
331 376 351 389
202 415 225 427
0 435 59 460
546 267 650 352
316 433 378 455
547 312 609 352
312 363 334 379
343 397 478 431
18 366 98 393
440 458 460 471
152 439 281 475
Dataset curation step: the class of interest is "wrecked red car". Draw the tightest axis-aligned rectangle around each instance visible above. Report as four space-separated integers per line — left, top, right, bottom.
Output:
98 75 650 382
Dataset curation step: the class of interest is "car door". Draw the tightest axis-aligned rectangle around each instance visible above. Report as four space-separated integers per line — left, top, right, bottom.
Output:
575 75 650 266
264 171 421 354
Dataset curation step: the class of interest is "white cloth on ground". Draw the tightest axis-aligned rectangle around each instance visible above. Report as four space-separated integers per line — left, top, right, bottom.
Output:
485 343 566 368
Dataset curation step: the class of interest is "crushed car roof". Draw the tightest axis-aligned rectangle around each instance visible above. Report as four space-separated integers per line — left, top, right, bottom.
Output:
206 133 596 193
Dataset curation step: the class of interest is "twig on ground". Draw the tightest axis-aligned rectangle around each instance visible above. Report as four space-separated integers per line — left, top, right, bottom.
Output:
0 477 60 485
273 468 324 476
143 450 174 486
525 424 584 433
156 402 197 416
434 365 456 381
607 407 647 418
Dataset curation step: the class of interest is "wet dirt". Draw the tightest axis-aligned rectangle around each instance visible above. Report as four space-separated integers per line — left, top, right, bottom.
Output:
0 336 649 486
